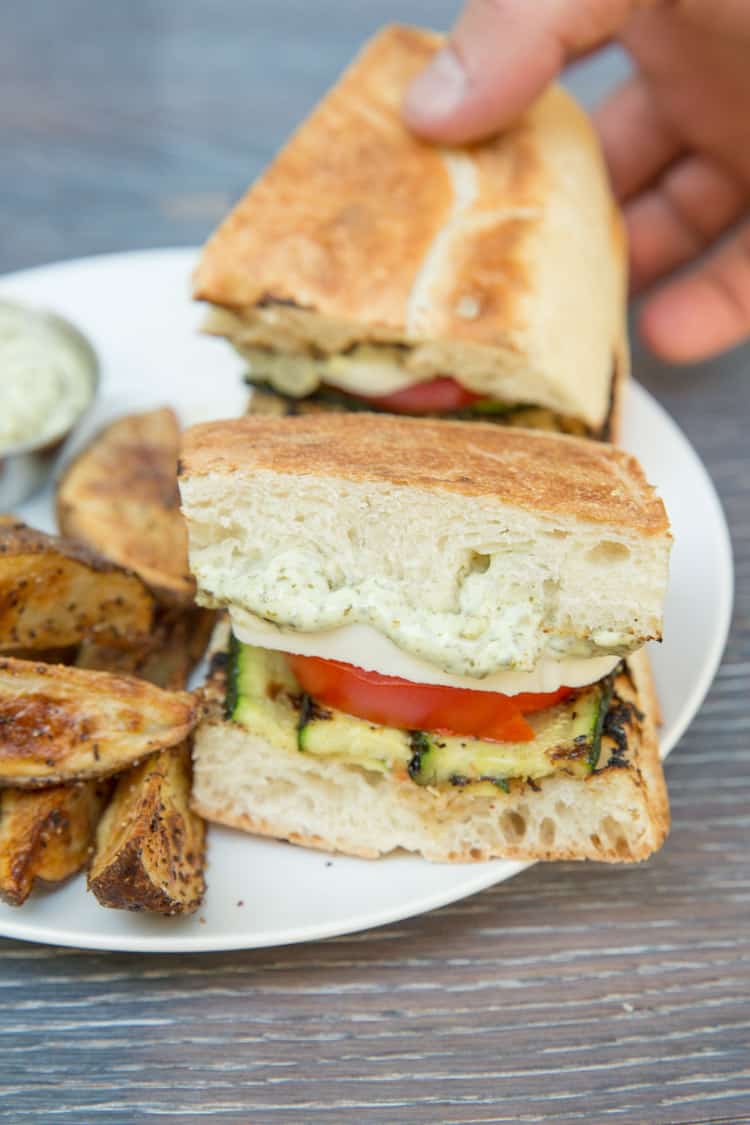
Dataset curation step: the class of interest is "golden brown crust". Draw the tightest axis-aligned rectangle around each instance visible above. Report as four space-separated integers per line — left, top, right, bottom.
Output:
645 653 662 728
181 414 669 536
194 26 618 344
0 520 154 650
88 744 205 916
627 650 667 817
80 601 209 916
0 781 110 905
194 25 626 429
194 26 450 327
0 657 199 787
56 408 194 605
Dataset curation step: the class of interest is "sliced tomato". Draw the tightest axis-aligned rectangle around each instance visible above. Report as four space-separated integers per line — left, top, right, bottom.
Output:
350 376 483 415
287 654 573 743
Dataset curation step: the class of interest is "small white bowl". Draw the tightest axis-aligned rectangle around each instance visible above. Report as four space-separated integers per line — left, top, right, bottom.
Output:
0 301 99 507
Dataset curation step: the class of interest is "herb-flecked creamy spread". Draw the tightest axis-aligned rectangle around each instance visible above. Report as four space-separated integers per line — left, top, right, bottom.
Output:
0 303 92 451
216 553 638 679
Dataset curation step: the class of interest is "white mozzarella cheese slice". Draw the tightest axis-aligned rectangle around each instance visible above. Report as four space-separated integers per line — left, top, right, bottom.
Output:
230 611 620 695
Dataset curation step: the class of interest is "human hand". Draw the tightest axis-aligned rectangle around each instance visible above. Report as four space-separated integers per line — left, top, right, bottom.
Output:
404 1 750 364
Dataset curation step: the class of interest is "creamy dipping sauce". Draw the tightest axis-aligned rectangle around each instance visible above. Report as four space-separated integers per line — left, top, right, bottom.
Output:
0 302 94 452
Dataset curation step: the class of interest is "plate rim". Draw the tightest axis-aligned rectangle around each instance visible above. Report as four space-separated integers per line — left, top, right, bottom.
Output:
0 247 734 953
632 385 734 759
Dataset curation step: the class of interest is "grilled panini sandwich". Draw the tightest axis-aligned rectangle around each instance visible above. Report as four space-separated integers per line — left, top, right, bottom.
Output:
195 25 627 440
179 414 671 863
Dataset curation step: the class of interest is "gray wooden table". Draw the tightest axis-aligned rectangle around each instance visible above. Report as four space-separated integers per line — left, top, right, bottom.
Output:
2 3 748 1122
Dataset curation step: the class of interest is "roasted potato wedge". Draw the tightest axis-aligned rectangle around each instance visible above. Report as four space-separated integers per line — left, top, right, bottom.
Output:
7 647 77 665
76 607 214 691
0 520 153 651
56 408 194 604
88 743 205 915
83 608 211 915
0 657 199 786
0 781 110 905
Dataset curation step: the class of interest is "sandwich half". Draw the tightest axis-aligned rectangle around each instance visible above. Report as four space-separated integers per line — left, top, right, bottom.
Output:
179 415 672 863
195 25 627 440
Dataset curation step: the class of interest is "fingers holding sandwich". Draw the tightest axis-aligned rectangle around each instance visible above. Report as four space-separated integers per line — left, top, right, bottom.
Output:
402 0 643 145
637 220 750 363
404 1 750 364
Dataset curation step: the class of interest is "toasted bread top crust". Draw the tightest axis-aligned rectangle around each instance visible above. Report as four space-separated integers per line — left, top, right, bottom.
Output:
194 26 450 325
194 25 618 343
180 414 669 537
193 25 625 428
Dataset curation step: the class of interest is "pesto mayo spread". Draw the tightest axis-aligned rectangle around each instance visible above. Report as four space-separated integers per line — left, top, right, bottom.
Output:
201 546 636 679
0 303 93 452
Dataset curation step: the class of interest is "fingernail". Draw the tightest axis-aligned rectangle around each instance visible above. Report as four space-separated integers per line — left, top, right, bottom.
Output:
404 48 468 122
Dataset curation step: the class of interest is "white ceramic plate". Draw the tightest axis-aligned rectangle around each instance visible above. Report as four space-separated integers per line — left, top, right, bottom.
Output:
0 249 733 953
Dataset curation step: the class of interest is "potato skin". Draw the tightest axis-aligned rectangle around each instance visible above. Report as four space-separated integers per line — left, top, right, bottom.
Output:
76 607 214 692
0 520 153 651
0 781 111 905
0 402 211 913
0 657 199 786
82 607 211 916
0 401 211 913
56 408 195 604
88 744 205 916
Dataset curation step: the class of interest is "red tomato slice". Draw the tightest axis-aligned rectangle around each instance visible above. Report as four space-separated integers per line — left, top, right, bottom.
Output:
350 376 483 414
287 655 573 743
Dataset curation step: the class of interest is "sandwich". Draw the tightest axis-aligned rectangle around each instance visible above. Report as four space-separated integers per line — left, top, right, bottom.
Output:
179 414 671 863
194 25 626 440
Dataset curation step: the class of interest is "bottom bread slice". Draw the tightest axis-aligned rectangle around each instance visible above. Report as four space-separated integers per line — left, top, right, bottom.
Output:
192 648 668 863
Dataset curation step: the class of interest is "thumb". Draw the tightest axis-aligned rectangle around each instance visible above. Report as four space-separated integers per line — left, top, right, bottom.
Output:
404 0 644 144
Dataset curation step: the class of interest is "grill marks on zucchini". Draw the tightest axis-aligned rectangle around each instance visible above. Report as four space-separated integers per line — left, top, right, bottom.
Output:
589 673 615 770
447 773 510 794
399 683 603 790
296 693 333 752
407 731 432 781
223 633 241 721
602 687 643 769
226 641 627 793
